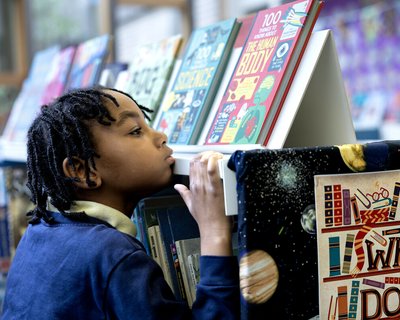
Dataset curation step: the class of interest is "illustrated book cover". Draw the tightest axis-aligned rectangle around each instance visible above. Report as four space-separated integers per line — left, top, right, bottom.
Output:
64 34 111 90
204 0 322 146
2 46 61 144
124 34 183 123
315 170 400 320
40 45 76 104
152 18 241 145
197 14 256 145
227 140 400 319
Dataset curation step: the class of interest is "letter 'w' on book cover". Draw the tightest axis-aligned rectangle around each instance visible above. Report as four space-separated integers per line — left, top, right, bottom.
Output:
227 141 400 320
152 18 241 145
315 170 400 320
204 0 323 146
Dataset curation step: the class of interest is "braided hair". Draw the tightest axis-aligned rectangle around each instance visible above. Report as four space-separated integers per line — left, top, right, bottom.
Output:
26 86 152 224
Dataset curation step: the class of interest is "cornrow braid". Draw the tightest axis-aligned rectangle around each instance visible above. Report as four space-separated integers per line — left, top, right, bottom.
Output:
26 86 153 224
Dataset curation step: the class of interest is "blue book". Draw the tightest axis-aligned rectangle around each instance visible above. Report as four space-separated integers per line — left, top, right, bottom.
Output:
153 18 241 144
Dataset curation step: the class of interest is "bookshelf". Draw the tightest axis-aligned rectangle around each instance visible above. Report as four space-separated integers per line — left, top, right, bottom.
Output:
172 29 357 216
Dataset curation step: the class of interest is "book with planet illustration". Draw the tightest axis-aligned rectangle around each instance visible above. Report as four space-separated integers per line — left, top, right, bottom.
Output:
227 140 400 319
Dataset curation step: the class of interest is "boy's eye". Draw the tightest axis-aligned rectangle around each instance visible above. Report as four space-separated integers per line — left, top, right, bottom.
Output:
129 127 142 136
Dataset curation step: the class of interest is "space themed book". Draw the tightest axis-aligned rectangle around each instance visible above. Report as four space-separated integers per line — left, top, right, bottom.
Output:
153 18 241 145
227 140 400 319
204 0 322 146
315 170 400 320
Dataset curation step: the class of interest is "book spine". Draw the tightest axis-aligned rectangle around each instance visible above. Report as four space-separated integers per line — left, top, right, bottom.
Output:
154 225 174 293
389 182 400 220
348 280 360 319
187 253 200 300
333 184 343 226
170 243 187 302
341 233 354 274
175 241 193 307
337 286 348 320
324 185 334 227
342 189 351 225
329 236 341 277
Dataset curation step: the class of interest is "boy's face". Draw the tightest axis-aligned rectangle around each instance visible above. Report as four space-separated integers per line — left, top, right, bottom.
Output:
88 90 175 201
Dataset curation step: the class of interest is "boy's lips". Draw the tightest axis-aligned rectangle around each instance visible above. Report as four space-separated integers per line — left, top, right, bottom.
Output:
165 154 175 165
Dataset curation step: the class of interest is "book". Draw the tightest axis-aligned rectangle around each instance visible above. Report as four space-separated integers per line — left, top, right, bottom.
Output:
197 14 256 145
315 170 400 320
147 224 174 292
2 46 61 144
175 237 201 307
124 35 183 123
155 195 200 301
40 45 76 105
152 18 241 145
204 0 322 146
64 34 111 90
227 140 400 319
98 62 128 88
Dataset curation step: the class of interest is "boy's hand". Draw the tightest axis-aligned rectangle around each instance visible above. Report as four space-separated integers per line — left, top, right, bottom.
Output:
174 151 233 256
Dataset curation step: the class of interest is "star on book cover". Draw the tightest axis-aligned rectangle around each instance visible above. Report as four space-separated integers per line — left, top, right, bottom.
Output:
227 140 400 319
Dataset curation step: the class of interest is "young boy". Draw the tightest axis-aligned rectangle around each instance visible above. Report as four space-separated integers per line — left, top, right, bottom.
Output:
2 87 239 319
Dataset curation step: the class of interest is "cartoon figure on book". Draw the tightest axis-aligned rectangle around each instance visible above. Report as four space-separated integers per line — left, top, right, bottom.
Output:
2 86 240 319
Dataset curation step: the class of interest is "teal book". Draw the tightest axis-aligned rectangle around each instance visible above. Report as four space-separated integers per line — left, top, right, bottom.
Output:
153 18 241 145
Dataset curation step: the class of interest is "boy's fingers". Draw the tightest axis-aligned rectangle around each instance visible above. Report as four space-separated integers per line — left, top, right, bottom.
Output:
174 184 192 205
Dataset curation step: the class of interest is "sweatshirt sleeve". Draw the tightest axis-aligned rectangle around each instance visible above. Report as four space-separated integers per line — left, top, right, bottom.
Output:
191 256 240 320
105 250 239 320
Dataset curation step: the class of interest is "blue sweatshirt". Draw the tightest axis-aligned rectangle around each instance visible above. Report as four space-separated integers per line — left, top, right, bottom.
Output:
2 203 239 319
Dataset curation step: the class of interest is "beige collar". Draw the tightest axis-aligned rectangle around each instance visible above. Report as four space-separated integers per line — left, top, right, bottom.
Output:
47 200 137 237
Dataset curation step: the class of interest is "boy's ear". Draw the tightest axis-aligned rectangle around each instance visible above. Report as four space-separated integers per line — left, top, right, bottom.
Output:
62 157 102 189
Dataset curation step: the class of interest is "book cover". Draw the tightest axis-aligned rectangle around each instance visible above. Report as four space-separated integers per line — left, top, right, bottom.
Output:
153 18 241 145
2 46 61 144
197 14 256 145
315 170 400 320
227 140 400 319
40 45 76 105
124 35 183 123
204 0 322 146
64 34 111 90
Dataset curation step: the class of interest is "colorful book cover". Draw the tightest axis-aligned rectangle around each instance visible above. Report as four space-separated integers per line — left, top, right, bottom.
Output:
2 46 61 143
64 34 111 90
41 45 76 104
125 35 183 123
153 18 240 145
204 0 321 146
315 170 400 320
227 140 400 319
197 14 256 145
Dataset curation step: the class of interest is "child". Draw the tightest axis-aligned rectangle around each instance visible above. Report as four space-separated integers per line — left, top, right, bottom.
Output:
2 87 239 319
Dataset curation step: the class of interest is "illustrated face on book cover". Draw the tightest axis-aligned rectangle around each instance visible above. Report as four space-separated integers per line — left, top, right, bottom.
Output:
227 141 400 320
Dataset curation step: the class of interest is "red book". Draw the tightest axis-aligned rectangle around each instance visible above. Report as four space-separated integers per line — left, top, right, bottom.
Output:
204 0 323 146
